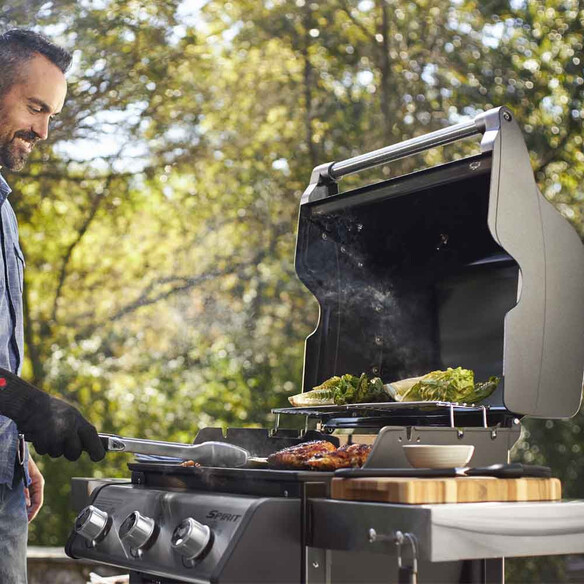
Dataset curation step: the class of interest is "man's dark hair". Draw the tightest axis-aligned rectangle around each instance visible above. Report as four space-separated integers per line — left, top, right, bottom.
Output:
0 29 72 96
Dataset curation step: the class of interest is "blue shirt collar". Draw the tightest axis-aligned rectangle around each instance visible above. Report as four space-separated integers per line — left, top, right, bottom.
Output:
0 172 11 205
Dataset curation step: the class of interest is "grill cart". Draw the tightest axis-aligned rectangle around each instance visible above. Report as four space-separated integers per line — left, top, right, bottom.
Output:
66 107 584 584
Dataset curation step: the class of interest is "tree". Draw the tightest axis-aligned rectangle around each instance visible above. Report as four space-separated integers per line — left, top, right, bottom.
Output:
1 2 582 564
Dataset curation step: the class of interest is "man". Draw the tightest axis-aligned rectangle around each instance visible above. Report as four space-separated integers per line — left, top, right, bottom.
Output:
0 29 105 583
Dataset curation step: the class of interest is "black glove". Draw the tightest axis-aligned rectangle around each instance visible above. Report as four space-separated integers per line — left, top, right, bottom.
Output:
0 367 106 462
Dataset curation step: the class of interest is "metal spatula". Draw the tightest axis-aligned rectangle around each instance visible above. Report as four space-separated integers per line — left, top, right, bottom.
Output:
99 433 249 467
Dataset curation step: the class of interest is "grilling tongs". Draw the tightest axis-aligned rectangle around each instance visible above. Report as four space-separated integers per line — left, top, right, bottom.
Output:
99 433 249 467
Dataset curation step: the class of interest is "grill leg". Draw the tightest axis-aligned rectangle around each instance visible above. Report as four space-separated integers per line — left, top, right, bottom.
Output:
460 559 504 584
306 547 329 584
485 558 504 584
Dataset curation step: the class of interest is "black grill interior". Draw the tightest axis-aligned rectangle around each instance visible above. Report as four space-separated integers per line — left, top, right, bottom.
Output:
296 153 519 406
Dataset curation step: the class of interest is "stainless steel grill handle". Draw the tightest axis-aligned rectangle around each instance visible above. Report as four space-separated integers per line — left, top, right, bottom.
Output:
299 108 507 203
329 117 484 180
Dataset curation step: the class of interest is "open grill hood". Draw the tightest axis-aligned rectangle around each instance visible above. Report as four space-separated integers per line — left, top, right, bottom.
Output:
295 107 584 419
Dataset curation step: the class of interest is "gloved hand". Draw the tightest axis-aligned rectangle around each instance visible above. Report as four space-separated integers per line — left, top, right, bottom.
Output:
0 367 105 461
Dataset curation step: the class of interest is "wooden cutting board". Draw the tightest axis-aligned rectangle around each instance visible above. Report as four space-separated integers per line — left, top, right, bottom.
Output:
331 476 561 504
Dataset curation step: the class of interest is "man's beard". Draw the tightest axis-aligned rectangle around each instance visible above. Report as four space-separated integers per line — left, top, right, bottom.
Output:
0 131 38 172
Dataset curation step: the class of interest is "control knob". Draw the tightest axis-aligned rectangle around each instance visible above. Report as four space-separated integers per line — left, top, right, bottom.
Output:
74 505 110 544
171 518 212 560
119 511 157 550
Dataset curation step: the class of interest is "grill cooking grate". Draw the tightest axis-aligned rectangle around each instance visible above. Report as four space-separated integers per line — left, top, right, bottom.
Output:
272 402 518 429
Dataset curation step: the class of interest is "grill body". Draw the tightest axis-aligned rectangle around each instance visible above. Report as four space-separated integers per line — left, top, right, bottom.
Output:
67 481 301 583
66 467 584 584
66 107 584 583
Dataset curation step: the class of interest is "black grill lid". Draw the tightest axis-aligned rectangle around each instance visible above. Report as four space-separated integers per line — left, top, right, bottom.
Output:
295 107 584 419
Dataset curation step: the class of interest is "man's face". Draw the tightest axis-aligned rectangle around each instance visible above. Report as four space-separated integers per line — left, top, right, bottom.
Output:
0 53 67 171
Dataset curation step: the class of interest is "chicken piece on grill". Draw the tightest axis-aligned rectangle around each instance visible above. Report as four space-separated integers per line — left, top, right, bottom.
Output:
306 443 372 471
180 460 201 467
267 440 337 469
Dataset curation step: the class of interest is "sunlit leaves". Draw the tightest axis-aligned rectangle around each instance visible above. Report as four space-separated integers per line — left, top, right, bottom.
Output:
1 0 582 550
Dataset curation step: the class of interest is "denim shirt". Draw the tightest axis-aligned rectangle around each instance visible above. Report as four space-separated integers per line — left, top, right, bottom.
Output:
0 171 30 487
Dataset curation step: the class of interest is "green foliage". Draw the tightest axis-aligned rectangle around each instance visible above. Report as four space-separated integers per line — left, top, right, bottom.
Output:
0 5 582 573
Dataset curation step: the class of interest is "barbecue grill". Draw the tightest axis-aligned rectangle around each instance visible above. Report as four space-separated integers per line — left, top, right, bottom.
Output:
66 106 584 583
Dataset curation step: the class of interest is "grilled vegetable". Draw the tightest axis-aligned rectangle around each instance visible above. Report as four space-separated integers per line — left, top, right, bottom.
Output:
385 367 499 404
288 373 391 407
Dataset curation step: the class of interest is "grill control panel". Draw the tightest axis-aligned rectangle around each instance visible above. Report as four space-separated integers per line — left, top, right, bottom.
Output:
66 483 301 583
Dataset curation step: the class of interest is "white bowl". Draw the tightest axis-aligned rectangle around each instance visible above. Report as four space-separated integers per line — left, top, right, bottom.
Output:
402 444 475 469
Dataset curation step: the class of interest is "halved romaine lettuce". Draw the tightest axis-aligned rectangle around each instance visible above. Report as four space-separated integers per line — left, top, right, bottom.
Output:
385 367 499 404
288 373 390 406
289 367 499 407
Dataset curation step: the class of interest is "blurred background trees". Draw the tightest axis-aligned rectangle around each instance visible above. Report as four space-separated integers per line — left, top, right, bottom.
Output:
1 0 583 578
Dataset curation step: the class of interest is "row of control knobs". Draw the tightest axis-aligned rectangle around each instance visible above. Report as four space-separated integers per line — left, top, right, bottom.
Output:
75 505 212 560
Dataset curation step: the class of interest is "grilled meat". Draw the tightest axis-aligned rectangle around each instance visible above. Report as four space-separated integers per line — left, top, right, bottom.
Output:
180 460 201 467
306 443 371 471
267 440 337 469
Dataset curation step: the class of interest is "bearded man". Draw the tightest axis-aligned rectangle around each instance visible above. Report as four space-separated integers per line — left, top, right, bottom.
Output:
0 29 105 583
